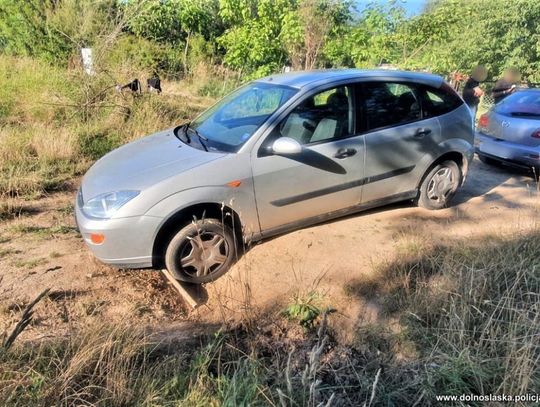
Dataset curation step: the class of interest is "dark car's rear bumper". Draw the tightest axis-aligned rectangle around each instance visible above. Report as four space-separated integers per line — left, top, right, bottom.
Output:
475 131 540 171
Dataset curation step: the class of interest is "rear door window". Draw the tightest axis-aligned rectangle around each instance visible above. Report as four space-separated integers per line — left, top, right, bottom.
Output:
362 82 421 131
419 84 463 118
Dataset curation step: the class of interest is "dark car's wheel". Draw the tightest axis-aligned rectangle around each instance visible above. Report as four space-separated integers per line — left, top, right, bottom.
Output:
165 218 236 284
417 160 461 210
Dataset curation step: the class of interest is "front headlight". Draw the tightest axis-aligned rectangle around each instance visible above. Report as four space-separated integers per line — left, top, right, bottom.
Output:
82 190 140 219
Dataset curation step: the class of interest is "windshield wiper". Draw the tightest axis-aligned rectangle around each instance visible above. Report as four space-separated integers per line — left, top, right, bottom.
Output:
174 123 191 143
187 125 209 152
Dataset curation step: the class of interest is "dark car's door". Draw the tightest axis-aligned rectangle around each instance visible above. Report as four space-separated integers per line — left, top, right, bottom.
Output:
251 85 366 234
359 81 441 204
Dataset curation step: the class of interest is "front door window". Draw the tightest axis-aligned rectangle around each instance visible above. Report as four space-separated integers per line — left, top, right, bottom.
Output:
276 85 354 145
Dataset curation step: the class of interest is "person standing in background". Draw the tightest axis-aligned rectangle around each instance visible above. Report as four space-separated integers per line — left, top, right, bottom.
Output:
492 67 521 104
462 65 487 120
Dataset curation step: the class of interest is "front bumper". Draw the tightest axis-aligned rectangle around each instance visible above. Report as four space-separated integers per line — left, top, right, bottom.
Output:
475 131 540 170
75 192 162 268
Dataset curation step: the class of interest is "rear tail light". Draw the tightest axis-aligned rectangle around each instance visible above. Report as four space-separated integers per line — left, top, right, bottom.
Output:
478 113 489 129
531 129 540 139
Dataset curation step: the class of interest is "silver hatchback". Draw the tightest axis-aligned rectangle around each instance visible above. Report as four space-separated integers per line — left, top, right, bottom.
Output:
76 70 474 283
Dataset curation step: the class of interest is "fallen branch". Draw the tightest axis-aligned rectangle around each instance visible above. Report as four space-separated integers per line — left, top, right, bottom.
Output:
2 288 50 350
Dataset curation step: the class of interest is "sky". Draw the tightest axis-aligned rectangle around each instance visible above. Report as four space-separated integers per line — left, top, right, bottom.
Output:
355 0 428 16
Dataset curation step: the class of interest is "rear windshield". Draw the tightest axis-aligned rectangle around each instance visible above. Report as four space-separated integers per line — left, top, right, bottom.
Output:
494 91 540 118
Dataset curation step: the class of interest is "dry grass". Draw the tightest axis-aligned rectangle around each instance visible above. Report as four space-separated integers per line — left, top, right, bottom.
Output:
0 55 219 205
1 230 539 406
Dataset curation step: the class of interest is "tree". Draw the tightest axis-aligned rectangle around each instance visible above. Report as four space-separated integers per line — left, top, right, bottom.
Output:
218 0 296 77
127 0 216 75
281 0 351 70
324 2 405 68
0 0 69 63
0 0 121 65
403 0 540 80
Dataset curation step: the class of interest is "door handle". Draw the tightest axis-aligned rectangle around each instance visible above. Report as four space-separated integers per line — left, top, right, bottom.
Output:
334 148 357 159
413 128 432 138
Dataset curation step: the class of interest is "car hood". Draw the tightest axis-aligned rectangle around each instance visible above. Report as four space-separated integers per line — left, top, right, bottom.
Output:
81 128 226 201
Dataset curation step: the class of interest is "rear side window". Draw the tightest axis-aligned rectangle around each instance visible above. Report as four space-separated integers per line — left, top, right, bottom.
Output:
362 82 421 131
420 84 463 118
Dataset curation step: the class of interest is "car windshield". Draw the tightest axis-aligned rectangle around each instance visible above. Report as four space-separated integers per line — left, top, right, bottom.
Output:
189 82 298 152
494 91 540 118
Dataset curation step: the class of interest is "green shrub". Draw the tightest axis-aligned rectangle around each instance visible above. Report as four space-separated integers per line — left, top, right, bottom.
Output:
78 131 121 161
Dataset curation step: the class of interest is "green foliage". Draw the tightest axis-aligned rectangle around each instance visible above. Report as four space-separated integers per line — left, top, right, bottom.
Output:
126 0 215 43
3 0 540 81
282 291 332 327
218 0 296 77
78 132 121 161
125 0 223 75
0 0 119 65
414 0 540 80
323 0 540 81
0 0 66 62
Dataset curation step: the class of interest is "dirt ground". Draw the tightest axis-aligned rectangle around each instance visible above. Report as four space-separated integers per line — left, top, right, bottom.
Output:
1 158 538 342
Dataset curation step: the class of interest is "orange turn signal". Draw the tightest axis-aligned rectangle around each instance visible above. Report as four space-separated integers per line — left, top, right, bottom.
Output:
89 233 105 245
226 180 242 188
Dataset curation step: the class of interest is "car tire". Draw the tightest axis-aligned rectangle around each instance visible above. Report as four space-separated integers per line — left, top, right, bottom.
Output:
165 218 236 284
417 160 461 210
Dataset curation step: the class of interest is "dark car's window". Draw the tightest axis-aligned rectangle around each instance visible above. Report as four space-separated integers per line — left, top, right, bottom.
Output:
419 84 463 118
493 91 540 118
363 82 421 131
273 85 354 145
190 82 297 152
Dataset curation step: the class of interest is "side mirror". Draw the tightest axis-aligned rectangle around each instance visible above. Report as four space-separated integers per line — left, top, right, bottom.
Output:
272 137 302 155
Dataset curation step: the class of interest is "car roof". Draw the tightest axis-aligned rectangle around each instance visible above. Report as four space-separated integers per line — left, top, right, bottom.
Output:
255 69 444 89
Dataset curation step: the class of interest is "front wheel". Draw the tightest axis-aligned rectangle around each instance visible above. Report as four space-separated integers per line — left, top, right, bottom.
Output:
417 160 461 210
165 218 236 284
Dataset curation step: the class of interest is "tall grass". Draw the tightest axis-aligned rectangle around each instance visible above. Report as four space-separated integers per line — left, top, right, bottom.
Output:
2 231 539 405
0 55 218 202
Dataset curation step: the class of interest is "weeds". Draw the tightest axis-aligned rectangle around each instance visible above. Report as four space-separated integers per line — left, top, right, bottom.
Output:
0 248 20 259
8 224 77 238
282 291 334 328
12 257 47 269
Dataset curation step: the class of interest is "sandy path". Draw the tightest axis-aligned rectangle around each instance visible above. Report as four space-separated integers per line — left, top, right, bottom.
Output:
199 159 538 335
0 158 538 340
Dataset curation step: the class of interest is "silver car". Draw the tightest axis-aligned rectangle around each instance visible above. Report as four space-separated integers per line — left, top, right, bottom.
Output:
76 70 474 283
476 89 540 172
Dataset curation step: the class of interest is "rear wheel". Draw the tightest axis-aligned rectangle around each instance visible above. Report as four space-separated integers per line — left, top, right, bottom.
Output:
417 160 461 210
165 218 236 284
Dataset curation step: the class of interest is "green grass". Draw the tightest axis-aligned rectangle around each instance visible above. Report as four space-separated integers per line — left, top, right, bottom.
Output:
282 290 334 328
8 224 77 237
12 257 47 269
